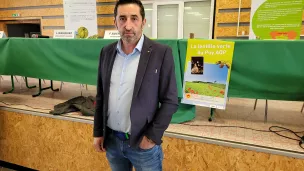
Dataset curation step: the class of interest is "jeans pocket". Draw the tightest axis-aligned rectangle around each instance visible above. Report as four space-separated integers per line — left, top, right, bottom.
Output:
138 144 158 152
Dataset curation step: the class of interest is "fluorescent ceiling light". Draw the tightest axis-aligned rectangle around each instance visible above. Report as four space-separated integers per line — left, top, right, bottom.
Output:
165 15 174 17
145 9 153 11
184 7 192 10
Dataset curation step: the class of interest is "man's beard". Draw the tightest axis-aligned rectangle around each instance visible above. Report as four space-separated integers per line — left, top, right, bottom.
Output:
121 25 143 43
122 32 137 43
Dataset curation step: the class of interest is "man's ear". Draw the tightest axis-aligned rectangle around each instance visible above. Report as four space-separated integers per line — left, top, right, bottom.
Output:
142 18 146 27
141 18 146 30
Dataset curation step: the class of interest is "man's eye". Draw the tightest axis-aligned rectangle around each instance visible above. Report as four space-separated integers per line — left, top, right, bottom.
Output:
132 18 137 21
120 18 125 21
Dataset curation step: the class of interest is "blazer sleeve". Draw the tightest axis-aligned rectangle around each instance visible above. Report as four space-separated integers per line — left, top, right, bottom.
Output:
93 48 104 137
145 46 179 145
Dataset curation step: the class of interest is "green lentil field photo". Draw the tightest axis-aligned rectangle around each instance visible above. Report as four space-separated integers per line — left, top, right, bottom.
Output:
185 81 226 98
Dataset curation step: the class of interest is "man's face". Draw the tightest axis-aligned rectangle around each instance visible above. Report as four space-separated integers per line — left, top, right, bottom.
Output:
115 4 146 44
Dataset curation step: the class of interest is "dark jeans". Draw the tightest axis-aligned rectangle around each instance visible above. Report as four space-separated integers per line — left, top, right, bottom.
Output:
105 133 163 171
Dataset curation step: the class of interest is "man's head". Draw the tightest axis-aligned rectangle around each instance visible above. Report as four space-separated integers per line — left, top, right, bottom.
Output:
114 0 146 44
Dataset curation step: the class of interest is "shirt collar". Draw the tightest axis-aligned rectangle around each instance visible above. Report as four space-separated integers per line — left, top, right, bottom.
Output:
116 34 144 55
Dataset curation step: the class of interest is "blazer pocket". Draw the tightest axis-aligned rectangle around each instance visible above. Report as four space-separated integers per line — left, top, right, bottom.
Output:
146 68 159 75
145 68 159 82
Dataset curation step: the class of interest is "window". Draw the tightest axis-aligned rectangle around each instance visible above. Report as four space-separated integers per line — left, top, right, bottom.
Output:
142 0 214 39
184 1 212 39
157 4 179 38
143 4 152 38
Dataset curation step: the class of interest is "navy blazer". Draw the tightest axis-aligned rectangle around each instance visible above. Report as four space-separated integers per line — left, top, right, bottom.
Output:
93 36 179 148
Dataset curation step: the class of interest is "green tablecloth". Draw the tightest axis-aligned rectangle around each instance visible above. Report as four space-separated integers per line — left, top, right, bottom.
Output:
178 39 304 101
0 38 193 123
1 38 304 123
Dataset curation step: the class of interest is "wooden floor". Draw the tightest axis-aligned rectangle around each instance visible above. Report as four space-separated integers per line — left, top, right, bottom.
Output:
1 75 304 154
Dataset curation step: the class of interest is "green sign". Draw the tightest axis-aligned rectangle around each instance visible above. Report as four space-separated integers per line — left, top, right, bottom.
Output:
251 0 303 40
12 13 20 17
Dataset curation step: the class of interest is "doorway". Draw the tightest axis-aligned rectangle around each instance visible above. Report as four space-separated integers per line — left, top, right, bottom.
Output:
7 23 41 37
0 19 41 38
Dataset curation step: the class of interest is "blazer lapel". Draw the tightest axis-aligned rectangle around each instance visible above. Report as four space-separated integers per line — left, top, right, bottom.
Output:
133 36 153 98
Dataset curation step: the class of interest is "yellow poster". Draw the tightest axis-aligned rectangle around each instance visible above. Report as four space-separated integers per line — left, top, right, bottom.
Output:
181 39 235 110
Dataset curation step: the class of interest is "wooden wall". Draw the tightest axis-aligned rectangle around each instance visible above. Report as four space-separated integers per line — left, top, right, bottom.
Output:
0 0 117 37
214 0 304 39
1 110 304 171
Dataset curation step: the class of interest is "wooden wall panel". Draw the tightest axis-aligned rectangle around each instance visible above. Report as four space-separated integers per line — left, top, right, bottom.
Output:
0 8 63 18
41 19 64 27
96 0 117 2
0 23 8 35
217 0 251 9
97 5 115 15
0 6 115 18
215 0 304 38
216 26 249 37
42 17 114 27
0 0 62 8
98 17 114 26
1 110 304 171
0 0 116 8
217 12 250 23
0 0 116 38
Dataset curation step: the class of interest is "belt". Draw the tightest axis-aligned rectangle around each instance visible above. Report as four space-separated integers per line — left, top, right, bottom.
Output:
107 127 130 141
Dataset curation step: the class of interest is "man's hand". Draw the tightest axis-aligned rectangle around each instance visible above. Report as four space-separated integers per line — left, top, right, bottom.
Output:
93 137 105 152
139 136 155 150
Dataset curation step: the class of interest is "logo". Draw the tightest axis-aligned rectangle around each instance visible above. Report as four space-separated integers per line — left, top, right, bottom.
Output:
186 93 191 99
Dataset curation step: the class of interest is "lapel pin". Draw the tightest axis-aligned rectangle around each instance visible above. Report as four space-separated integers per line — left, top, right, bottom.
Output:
148 51 150 53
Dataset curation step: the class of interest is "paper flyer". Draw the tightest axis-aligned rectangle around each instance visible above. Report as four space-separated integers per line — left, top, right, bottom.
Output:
249 0 303 40
63 0 98 39
0 31 6 38
181 39 235 110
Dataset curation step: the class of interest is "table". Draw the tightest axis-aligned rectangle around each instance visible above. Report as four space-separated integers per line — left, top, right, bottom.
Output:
1 38 304 123
0 38 194 123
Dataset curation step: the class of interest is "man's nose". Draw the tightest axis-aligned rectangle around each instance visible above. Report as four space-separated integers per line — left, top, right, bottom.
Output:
125 18 132 30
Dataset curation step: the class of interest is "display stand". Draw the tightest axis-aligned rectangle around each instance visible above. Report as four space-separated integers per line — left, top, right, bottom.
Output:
3 75 14 94
254 99 269 122
32 79 59 97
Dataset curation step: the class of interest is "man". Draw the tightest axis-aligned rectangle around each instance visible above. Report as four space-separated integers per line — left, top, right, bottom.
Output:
93 0 178 170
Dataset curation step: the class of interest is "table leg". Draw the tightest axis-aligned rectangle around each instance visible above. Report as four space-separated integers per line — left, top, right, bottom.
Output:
14 76 19 83
3 75 14 94
32 79 59 97
208 108 215 121
301 103 304 113
254 99 258 110
25 77 36 89
264 100 268 123
80 84 83 96
0 76 3 87
60 82 64 91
